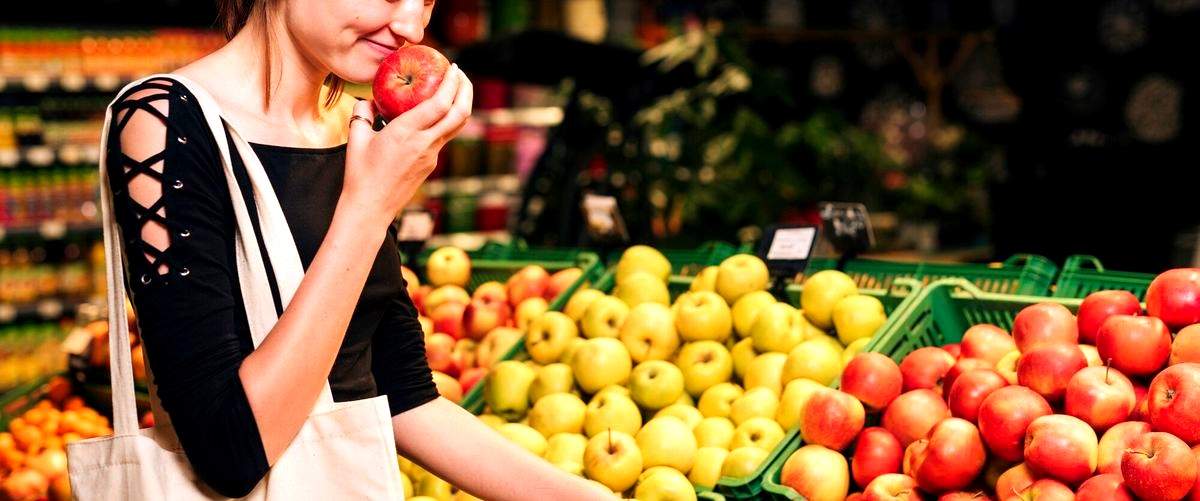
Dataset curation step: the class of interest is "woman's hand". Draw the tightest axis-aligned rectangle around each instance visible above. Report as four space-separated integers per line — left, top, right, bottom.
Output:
341 64 473 226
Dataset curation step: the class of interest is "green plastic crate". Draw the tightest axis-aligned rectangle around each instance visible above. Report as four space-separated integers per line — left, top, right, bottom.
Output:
760 279 1081 500
603 241 743 277
1052 255 1156 300
802 254 1058 296
0 374 151 430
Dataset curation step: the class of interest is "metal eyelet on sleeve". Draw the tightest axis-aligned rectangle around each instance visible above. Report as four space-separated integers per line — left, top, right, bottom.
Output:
179 229 191 238
172 179 184 189
179 268 191 277
140 274 152 285
177 135 188 144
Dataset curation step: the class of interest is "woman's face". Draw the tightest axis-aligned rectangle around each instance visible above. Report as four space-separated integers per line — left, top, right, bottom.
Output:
283 0 435 83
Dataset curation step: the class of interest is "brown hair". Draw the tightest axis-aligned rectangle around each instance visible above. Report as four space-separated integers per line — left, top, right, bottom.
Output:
216 0 344 111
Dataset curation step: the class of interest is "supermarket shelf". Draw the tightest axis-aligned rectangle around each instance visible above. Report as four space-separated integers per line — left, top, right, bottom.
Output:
0 73 131 94
0 220 102 242
0 144 102 167
473 106 563 127
421 174 521 196
0 295 91 324
426 230 511 250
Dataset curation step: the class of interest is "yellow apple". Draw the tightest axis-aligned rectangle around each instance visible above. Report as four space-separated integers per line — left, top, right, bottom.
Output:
585 390 642 437
732 291 778 339
731 417 785 451
776 378 825 430
800 270 858 330
689 447 730 489
676 340 734 397
694 417 736 449
841 337 872 366
636 416 698 472
715 254 770 304
634 467 697 501
478 414 506 430
418 316 433 337
454 490 483 501
750 302 805 354
485 360 537 421
655 404 704 429
526 311 579 364
544 432 588 475
779 445 850 501
782 339 842 386
674 291 733 342
698 382 744 418
630 360 686 411
424 284 470 314
498 422 547 456
675 392 695 407
731 338 759 380
722 446 769 478
417 473 454 500
616 245 672 282
571 338 633 393
619 303 679 363
744 352 788 396
400 471 414 498
528 363 574 402
614 271 670 308
581 296 630 339
565 288 606 322
730 387 779 425
584 430 643 492
426 246 471 288
832 294 887 345
515 297 549 332
529 393 587 436
690 266 719 293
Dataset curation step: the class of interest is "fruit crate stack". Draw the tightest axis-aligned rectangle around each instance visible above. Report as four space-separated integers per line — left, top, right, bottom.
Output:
1052 255 1156 300
800 254 1059 296
760 271 1200 500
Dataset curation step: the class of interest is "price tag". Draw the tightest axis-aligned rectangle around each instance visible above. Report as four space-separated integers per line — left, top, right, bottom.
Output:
581 193 629 244
758 224 819 279
62 328 94 356
819 201 875 256
39 220 68 239
0 304 15 323
36 299 63 319
59 144 82 165
397 209 435 243
22 73 50 93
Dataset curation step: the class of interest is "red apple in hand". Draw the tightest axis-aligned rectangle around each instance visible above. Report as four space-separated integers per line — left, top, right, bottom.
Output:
883 389 950 448
843 353 903 411
961 324 1018 365
862 473 921 501
852 427 904 489
978 386 1053 462
1097 315 1171 378
1023 414 1099 485
1017 344 1088 402
1064 365 1136 431
1078 290 1142 344
899 347 956 393
908 418 987 493
1012 303 1078 352
1122 432 1198 501
1098 421 1151 475
948 368 1008 423
943 358 993 398
1173 325 1200 366
1076 473 1135 501
1150 363 1200 445
802 389 866 451
372 45 451 120
1147 269 1200 331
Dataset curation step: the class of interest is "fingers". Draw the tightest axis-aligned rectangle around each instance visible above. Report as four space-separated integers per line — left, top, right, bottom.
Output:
389 64 462 131
347 99 376 148
427 68 473 142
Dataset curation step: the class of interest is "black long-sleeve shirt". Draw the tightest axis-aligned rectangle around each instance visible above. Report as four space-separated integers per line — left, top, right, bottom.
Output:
104 77 438 497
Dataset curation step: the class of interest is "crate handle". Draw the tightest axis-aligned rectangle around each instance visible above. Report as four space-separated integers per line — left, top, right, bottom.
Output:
938 277 990 299
1065 255 1106 273
891 277 922 296
1003 254 1049 268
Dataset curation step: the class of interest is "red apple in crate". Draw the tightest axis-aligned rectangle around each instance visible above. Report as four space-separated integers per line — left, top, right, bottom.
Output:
1147 269 1200 331
1121 432 1198 501
450 338 477 371
1075 473 1135 501
1173 325 1200 366
1012 303 1078 352
431 301 468 340
996 350 1020 385
996 463 1036 501
1017 343 1087 402
1078 290 1142 344
1079 344 1103 367
458 366 487 394
780 444 851 501
412 284 432 315
476 327 523 368
546 267 584 301
425 333 460 377
948 368 1008 423
961 324 1018 365
938 493 987 501
462 298 512 341
1064 365 1136 431
506 266 551 307
472 281 509 305
1097 315 1171 378
1150 363 1200 445
1023 414 1099 485
1132 383 1150 422
1098 421 1151 475
884 389 950 448
907 417 987 493
425 285 470 314
1007 479 1074 501
400 265 420 296
842 353 904 411
372 45 451 120
978 386 1053 462
802 389 866 451
852 427 904 489
1188 445 1200 501
862 473 920 501
899 347 956 393
944 343 962 359
431 370 463 403
944 358 993 397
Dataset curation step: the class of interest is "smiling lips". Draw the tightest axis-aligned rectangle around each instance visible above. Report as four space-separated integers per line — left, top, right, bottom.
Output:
363 38 398 58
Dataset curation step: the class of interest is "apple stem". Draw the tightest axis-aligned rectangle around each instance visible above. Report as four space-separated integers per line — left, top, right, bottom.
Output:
1127 448 1154 459
607 427 614 454
1105 358 1113 384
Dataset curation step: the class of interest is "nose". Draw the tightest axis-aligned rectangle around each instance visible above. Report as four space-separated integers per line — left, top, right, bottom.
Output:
388 0 426 45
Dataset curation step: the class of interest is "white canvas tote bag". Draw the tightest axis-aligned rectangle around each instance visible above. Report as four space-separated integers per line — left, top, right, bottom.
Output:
66 74 405 500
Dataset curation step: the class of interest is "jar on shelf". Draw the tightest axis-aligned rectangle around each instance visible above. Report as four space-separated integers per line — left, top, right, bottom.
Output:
448 118 485 178
474 189 511 232
443 177 482 234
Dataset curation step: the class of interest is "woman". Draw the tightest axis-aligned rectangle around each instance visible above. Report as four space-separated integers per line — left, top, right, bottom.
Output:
104 0 612 498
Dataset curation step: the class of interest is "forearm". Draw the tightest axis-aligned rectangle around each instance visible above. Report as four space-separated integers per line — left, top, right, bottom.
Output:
393 398 615 501
239 201 391 463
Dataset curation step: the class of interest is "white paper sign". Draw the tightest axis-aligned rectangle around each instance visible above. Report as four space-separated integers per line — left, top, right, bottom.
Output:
766 227 817 261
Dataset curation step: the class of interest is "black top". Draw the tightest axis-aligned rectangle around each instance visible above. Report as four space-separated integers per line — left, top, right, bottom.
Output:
104 77 437 497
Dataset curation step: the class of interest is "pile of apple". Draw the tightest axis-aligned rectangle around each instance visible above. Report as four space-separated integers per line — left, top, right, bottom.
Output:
471 246 889 499
0 376 113 501
411 247 584 404
777 268 1200 501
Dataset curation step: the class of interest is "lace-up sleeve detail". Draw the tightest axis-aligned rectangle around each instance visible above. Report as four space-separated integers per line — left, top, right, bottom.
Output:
105 78 269 497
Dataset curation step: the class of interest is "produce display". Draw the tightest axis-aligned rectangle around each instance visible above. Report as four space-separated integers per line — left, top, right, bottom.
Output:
772 268 1200 501
462 245 890 499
